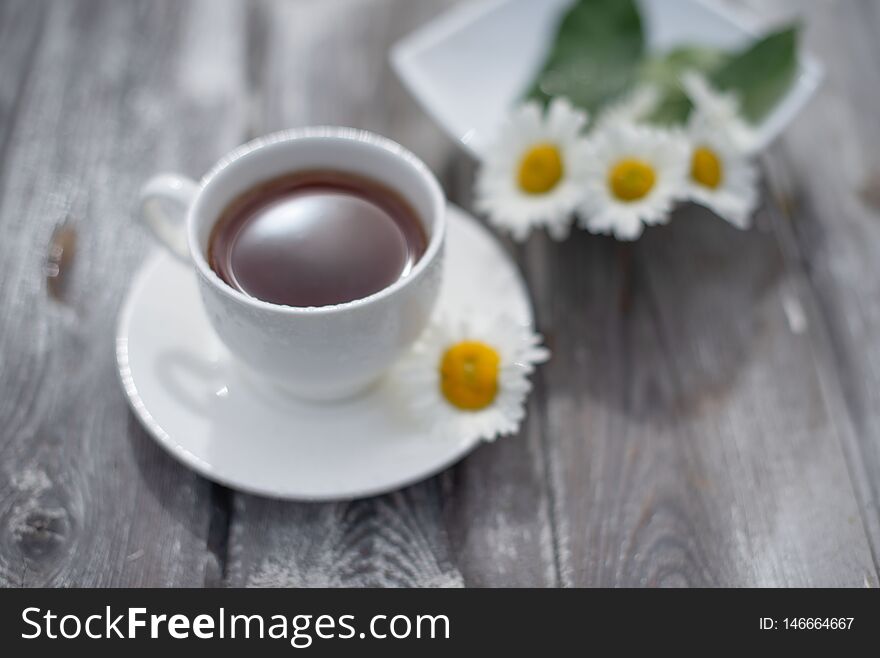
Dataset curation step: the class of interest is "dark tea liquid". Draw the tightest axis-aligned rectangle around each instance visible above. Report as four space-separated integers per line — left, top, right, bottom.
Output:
208 170 427 307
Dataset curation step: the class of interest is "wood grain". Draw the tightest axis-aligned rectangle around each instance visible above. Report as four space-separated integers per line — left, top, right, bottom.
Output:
1 0 878 587
0 0 44 170
730 0 880 573
0 0 247 586
522 202 875 586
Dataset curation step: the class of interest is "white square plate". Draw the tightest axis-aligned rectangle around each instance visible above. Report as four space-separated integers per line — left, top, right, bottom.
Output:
391 0 822 158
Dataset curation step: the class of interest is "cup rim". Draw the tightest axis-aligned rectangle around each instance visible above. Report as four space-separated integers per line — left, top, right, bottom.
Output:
186 126 446 316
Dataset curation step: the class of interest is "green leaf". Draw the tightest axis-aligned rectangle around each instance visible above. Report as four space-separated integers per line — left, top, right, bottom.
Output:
526 0 644 114
711 26 799 122
640 46 729 125
525 2 798 128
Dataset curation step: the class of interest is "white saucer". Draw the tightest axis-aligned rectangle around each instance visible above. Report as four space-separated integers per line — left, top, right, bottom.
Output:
116 204 534 500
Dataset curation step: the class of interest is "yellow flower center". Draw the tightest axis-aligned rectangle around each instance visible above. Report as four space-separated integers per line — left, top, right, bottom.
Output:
608 158 656 202
439 341 501 411
691 146 723 189
517 143 564 195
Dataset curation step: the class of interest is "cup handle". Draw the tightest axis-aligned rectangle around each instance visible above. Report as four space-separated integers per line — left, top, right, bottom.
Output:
139 173 199 261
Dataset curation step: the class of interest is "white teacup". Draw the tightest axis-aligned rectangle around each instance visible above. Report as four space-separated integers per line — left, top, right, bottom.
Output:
139 127 445 400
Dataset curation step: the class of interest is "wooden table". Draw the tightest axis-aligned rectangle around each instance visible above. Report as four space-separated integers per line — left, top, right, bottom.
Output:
0 0 878 587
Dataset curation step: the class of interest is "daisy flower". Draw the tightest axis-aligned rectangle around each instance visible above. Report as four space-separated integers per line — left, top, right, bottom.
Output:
593 84 661 131
681 71 758 153
576 121 690 240
395 314 550 443
685 121 759 229
475 97 589 241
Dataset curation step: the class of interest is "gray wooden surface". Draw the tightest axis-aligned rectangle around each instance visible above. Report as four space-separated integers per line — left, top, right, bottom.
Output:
0 0 877 587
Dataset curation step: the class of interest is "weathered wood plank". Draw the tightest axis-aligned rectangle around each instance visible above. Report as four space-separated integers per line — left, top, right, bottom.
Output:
733 0 880 573
512 0 880 584
0 0 247 586
224 0 557 587
521 200 876 586
0 0 45 166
